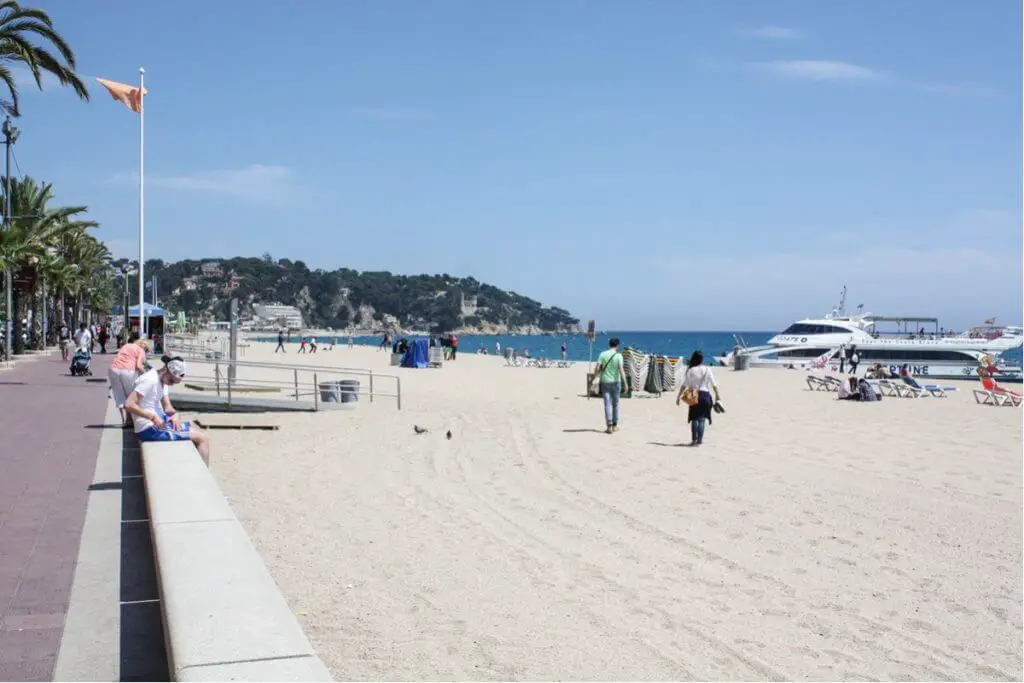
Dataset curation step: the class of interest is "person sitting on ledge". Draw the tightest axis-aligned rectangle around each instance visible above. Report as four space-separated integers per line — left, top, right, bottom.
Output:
124 355 211 466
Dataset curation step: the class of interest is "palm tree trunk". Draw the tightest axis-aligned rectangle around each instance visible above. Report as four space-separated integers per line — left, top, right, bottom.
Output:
12 289 26 354
30 284 43 350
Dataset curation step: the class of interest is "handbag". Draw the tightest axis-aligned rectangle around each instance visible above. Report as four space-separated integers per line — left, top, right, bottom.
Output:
680 367 700 406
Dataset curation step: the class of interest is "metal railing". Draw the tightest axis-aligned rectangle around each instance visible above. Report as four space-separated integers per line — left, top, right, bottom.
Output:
163 353 402 411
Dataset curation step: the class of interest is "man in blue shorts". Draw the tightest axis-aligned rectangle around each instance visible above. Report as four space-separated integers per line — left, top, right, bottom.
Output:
125 356 211 466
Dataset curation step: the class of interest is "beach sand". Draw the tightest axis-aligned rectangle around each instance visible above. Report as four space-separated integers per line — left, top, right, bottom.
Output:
193 343 1022 680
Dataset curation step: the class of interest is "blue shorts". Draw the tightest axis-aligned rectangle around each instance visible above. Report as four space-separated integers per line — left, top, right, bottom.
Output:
136 423 191 442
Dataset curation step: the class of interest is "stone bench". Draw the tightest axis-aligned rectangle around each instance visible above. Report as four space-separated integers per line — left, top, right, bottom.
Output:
141 441 331 681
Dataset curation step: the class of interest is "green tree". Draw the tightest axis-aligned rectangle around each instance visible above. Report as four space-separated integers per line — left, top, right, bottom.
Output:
0 0 89 116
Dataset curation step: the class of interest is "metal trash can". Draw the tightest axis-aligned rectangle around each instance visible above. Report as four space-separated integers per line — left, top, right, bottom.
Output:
734 354 751 371
319 381 342 403
339 379 360 403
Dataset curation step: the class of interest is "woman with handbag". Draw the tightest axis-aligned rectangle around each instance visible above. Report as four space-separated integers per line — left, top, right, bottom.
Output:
594 338 629 434
676 350 720 446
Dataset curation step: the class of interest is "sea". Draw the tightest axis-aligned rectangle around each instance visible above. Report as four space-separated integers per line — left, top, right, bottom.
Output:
254 331 773 363
251 330 1024 367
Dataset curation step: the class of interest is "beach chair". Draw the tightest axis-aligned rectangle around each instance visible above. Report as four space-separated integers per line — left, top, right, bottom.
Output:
875 379 902 397
901 377 957 398
821 376 844 392
806 375 827 391
973 389 1010 406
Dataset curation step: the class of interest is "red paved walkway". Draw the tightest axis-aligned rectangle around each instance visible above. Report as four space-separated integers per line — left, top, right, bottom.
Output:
0 351 113 681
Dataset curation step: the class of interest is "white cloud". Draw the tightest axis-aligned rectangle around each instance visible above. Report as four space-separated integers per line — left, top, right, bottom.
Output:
111 165 303 205
750 59 889 84
739 25 803 40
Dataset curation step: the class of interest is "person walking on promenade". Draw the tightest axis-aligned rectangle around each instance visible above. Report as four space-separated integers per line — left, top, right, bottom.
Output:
595 337 628 434
298 336 308 354
274 330 286 353
109 338 150 425
125 356 212 466
57 320 71 360
73 323 92 356
676 350 721 446
310 335 318 353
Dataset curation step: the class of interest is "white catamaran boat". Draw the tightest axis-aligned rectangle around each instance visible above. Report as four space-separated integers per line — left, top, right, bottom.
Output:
719 288 1024 381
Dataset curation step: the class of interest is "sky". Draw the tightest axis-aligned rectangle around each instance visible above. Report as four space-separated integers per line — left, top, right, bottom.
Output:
11 0 1023 330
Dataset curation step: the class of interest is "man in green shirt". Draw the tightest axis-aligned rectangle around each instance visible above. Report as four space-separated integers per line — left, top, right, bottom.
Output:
595 337 629 434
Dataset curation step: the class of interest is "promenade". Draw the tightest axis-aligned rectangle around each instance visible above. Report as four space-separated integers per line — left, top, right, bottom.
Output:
0 352 166 682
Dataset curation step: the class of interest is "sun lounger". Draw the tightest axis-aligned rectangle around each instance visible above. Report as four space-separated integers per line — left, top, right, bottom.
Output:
973 389 1010 406
821 376 845 392
901 378 957 398
806 375 828 391
875 379 902 397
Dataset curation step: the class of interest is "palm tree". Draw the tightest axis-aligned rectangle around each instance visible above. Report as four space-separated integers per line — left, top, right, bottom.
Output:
0 0 89 116
0 176 98 351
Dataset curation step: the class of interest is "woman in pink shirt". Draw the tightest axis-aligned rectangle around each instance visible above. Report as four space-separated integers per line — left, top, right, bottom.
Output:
109 338 150 424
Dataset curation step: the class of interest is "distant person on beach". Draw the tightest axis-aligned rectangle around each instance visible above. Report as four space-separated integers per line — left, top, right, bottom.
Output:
848 347 860 375
380 334 390 351
838 344 847 373
348 334 354 348
125 356 211 466
561 342 567 361
495 341 501 356
596 338 628 434
109 338 151 424
275 330 286 353
57 320 71 360
450 334 458 360
310 336 318 353
677 350 720 446
298 337 308 354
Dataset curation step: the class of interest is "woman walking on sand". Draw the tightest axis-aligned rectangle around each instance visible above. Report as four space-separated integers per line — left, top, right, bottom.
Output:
676 350 721 446
595 338 629 434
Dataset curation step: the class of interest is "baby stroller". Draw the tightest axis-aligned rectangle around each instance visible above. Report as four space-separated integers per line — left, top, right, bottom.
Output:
69 347 92 376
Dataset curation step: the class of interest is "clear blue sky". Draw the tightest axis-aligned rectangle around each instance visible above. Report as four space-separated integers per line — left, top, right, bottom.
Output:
14 0 1023 330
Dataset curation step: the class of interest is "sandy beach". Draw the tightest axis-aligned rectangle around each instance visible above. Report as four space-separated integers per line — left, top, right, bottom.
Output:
191 342 1022 681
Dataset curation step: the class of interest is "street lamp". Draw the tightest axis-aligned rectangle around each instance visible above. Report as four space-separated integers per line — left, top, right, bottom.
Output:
120 264 136 335
2 116 19 362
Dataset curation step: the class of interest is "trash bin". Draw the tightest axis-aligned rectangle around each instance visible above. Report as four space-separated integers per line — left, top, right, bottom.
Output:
734 354 751 371
339 379 360 403
319 381 342 403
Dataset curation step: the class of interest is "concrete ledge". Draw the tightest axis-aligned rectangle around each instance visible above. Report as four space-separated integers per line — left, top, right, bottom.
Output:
141 441 332 681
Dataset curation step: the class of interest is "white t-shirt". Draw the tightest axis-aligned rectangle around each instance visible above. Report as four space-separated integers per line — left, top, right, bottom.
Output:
131 368 170 433
683 365 716 393
74 328 92 349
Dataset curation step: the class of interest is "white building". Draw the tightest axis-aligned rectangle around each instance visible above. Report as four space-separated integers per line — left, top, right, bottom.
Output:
253 302 304 330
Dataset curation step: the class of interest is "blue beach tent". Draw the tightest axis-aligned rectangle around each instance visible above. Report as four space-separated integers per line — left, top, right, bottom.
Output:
401 338 430 368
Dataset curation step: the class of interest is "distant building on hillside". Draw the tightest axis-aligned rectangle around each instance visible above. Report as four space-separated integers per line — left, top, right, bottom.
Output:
253 302 303 330
460 294 478 316
200 261 223 277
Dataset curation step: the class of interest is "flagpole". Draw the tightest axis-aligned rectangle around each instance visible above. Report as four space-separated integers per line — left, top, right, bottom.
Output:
138 67 145 337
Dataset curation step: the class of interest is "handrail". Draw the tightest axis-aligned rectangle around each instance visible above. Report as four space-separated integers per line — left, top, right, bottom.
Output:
170 354 402 410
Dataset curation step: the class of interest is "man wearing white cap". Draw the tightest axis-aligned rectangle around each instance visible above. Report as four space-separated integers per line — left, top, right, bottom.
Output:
124 355 211 465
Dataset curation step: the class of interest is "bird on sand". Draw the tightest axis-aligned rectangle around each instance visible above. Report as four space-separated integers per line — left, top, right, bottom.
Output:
413 425 428 434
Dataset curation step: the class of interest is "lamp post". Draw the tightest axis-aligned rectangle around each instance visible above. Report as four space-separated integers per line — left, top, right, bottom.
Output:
121 264 136 335
2 116 19 362
41 246 56 349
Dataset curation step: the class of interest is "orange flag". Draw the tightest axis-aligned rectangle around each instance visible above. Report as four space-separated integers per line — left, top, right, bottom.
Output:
96 77 147 113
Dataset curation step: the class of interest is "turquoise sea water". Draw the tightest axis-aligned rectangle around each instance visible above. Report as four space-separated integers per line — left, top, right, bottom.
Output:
253 330 1024 367
256 331 774 363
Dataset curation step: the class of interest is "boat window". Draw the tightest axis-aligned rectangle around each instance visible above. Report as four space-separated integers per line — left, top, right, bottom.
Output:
778 350 835 360
859 349 975 361
781 323 851 335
